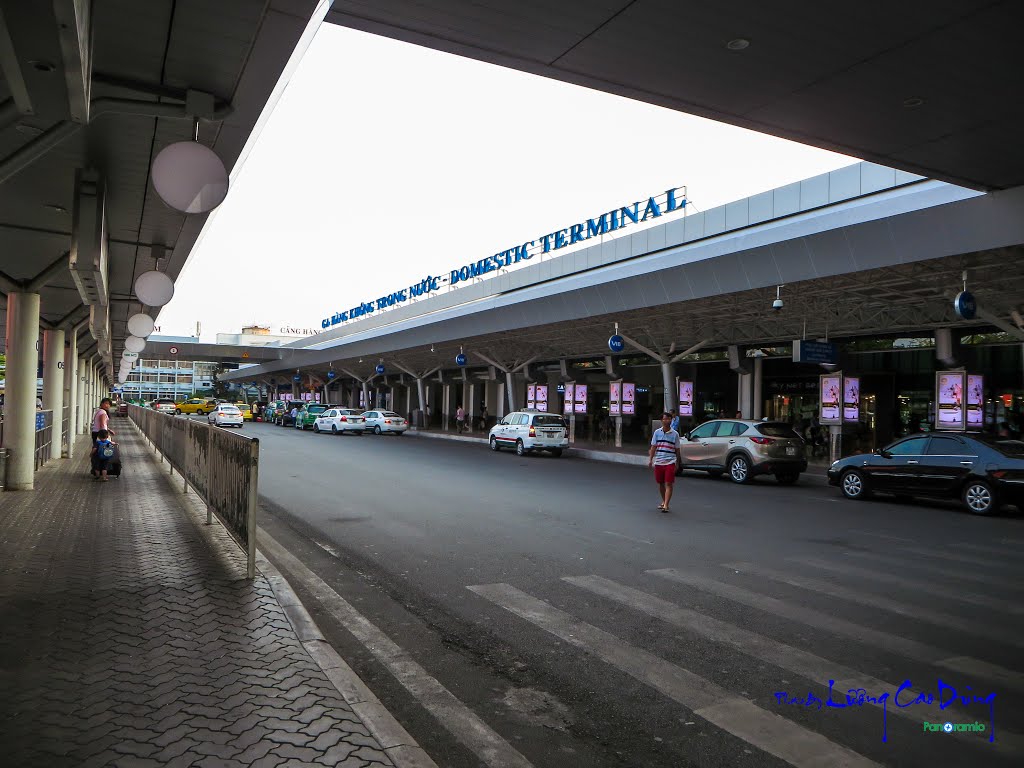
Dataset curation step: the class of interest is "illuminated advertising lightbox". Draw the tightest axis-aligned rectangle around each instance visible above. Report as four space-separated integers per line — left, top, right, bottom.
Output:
526 384 536 410
574 384 588 414
966 374 984 430
564 382 573 414
819 374 842 425
622 383 635 415
936 371 965 430
535 384 548 412
610 381 621 416
678 380 694 417
843 377 860 422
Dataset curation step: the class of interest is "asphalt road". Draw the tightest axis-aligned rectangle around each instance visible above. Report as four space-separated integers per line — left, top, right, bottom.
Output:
235 418 1024 768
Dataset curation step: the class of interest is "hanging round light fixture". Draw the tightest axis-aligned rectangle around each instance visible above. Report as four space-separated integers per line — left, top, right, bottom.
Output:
151 141 229 214
127 313 156 337
118 370 129 383
124 336 146 353
134 270 175 307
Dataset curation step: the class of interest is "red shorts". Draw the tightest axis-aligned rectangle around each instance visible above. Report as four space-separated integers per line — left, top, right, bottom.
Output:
653 463 676 484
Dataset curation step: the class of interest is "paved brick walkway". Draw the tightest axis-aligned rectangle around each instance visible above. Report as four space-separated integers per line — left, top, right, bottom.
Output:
0 426 394 768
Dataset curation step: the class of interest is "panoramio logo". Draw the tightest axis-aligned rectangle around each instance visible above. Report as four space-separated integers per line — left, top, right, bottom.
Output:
923 721 986 733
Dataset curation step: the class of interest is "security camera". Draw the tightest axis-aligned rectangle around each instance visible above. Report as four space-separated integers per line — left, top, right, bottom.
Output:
771 284 785 310
772 297 784 310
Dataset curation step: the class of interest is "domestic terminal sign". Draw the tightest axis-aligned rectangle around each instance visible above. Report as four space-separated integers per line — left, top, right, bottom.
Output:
321 186 687 329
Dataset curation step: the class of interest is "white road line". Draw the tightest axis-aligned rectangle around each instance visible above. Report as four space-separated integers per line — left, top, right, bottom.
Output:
721 562 1024 649
787 556 1024 615
840 551 1024 590
602 530 654 545
647 568 1024 692
468 582 879 768
562 574 1022 756
259 534 534 768
314 539 341 558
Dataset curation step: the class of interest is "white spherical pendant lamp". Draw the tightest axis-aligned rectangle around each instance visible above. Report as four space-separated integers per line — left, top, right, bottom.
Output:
124 336 146 353
127 313 156 337
151 141 229 214
134 271 174 307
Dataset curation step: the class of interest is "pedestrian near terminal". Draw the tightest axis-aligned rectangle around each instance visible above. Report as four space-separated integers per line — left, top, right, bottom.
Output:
479 404 489 431
92 398 114 443
456 404 466 433
648 411 682 513
91 429 116 481
669 410 680 433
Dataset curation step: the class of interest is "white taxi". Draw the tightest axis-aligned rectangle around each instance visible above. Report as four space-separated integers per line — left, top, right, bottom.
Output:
313 408 366 435
208 403 244 428
361 410 408 435
489 410 568 456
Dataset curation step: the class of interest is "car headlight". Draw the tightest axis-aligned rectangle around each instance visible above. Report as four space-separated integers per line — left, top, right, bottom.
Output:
829 461 839 470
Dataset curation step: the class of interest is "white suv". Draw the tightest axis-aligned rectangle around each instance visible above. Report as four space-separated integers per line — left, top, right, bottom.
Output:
489 410 568 457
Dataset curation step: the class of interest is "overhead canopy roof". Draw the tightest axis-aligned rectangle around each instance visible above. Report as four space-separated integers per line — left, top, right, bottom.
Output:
0 0 325 375
328 0 1022 190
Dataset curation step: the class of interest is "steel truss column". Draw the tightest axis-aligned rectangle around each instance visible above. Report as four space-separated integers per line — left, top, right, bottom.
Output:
3 292 41 490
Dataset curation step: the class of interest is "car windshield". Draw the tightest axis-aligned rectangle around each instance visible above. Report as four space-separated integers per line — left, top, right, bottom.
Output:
382 412 401 418
236 404 250 410
307 405 326 414
338 410 359 416
533 415 566 427
220 406 240 413
756 423 802 439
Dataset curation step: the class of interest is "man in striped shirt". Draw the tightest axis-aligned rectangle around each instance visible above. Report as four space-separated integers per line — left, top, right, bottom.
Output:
648 411 682 513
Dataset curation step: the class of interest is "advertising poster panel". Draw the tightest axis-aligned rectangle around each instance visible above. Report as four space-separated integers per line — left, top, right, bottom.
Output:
526 384 536 410
843 377 860 422
574 384 588 414
678 380 694 417
936 371 965 429
563 383 573 414
535 385 548 412
622 383 636 415
819 373 842 424
610 381 621 416
966 374 984 430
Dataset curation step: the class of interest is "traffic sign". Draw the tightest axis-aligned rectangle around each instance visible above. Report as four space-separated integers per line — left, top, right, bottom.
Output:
608 334 625 353
954 290 976 320
169 346 179 355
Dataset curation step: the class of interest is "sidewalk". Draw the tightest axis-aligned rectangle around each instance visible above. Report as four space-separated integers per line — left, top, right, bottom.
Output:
0 428 400 768
408 427 833 475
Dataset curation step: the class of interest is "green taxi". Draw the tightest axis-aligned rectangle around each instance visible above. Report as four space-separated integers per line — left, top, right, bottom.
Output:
296 402 330 430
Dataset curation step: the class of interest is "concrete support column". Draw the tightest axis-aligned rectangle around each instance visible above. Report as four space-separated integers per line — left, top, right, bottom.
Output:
415 378 426 413
361 381 370 411
3 292 41 490
752 356 764 421
737 373 753 420
442 383 450 431
76 358 88 434
63 332 77 456
661 361 676 414
42 331 65 450
505 371 518 413
496 381 506 418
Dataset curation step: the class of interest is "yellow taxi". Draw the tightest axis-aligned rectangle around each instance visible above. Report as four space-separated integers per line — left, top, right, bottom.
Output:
235 403 253 421
175 398 217 415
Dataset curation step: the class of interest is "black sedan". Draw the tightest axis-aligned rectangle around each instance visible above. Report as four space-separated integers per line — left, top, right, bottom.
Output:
828 433 1024 515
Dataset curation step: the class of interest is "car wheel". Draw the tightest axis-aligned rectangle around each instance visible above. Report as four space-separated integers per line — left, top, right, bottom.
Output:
313 424 320 434
840 469 869 500
175 408 181 415
728 454 751 484
516 439 527 456
963 480 997 515
197 409 204 416
374 425 382 435
489 435 500 452
549 448 562 458
331 425 338 435
775 472 800 486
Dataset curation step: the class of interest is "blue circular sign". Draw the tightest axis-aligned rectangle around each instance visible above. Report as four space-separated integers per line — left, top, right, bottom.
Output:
293 374 301 382
954 290 976 320
455 353 467 366
327 370 336 380
375 363 385 375
608 334 625 353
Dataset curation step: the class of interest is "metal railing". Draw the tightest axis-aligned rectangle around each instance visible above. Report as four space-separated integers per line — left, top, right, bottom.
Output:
128 405 259 578
35 409 54 470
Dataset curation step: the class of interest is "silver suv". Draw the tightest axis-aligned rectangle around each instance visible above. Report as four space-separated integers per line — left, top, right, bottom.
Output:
489 410 569 457
680 420 806 484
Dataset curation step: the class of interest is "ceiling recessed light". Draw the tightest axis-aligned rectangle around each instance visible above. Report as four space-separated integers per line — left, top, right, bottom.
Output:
28 60 56 73
903 97 925 109
45 204 68 214
726 38 750 51
15 123 44 136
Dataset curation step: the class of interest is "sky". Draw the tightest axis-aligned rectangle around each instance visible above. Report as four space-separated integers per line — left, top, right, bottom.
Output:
155 23 856 340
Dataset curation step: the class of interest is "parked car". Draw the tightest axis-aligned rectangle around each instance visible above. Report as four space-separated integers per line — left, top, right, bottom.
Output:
679 419 806 484
361 410 408 435
265 400 289 425
313 408 366 435
829 433 1024 515
151 399 177 415
208 403 244 428
489 410 568 456
295 403 329 430
176 398 216 415
235 403 253 421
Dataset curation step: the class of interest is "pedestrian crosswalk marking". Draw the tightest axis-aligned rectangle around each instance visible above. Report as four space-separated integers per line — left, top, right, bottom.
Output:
840 550 1024 591
884 545 1015 569
721 562 1024 649
788 556 1024 615
562 574 1023 757
648 569 1024 692
468 582 880 768
947 541 1021 558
